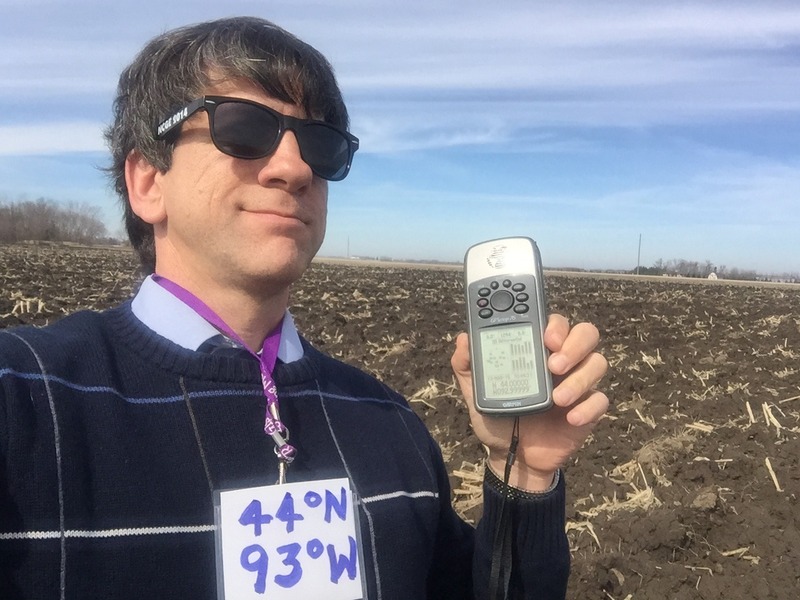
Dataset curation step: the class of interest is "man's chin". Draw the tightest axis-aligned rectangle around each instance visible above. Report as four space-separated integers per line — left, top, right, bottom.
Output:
247 252 316 290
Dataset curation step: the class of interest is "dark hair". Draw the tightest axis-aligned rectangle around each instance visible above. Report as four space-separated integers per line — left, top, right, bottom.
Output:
104 17 349 273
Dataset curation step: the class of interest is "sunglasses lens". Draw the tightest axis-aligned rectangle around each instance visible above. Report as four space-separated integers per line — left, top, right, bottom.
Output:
212 102 281 158
210 100 354 180
297 123 353 181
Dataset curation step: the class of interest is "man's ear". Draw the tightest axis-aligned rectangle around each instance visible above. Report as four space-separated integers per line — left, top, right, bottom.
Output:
125 150 167 225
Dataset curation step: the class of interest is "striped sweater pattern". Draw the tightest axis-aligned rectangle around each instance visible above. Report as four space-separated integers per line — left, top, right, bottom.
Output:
0 303 569 599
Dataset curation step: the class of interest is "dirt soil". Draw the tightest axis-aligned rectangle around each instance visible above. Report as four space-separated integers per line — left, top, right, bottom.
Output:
2 244 799 599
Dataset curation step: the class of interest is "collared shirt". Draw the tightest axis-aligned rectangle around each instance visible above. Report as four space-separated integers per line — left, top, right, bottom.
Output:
130 275 304 363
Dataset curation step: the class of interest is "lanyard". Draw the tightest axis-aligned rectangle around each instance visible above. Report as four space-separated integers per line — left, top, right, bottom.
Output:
153 275 297 482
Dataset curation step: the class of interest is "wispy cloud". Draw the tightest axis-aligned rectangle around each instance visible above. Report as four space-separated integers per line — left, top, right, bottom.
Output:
1 0 798 271
0 122 106 155
2 1 799 152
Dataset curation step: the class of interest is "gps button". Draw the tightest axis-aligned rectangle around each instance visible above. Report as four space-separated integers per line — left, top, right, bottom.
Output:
490 290 514 312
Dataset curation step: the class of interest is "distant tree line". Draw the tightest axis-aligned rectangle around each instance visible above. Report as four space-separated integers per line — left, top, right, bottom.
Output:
635 258 798 283
0 198 109 244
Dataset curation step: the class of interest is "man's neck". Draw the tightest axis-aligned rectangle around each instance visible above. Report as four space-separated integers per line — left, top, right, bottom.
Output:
214 289 288 351
153 268 290 351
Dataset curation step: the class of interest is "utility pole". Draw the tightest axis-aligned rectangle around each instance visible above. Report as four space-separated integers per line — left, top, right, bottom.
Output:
636 234 642 275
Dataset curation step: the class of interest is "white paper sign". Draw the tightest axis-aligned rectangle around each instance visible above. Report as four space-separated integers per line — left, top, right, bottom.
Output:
216 477 364 599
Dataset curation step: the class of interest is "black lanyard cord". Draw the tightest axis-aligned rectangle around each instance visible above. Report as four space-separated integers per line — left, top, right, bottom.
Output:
489 416 520 600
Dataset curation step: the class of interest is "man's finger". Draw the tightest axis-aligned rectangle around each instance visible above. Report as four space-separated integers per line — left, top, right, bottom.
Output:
552 351 608 407
547 321 600 375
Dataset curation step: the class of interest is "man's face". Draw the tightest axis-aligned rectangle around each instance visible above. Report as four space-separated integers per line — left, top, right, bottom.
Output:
143 78 328 295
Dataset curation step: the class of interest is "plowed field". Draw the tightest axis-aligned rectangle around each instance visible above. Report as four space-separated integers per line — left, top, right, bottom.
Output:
2 243 799 599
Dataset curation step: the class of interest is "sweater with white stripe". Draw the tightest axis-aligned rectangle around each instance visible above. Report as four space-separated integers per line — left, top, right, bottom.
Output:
0 303 569 599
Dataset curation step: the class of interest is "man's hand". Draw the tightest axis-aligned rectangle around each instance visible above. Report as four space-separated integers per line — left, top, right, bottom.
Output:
451 314 609 492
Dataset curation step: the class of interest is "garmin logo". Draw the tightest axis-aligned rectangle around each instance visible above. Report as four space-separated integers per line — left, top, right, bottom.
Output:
502 400 522 408
489 315 518 325
156 107 189 137
485 244 507 270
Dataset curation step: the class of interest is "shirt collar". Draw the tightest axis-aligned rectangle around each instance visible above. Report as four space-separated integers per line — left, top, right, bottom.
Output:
130 275 304 363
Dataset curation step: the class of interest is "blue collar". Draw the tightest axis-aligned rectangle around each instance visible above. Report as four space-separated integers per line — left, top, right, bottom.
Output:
130 275 304 363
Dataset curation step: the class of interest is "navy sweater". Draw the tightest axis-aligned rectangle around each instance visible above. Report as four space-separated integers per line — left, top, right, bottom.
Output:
0 304 569 599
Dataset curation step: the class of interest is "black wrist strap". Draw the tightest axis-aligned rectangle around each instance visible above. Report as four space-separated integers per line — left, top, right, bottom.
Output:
489 417 520 600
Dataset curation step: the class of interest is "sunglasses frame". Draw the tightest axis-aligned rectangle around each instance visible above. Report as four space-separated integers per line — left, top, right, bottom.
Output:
155 96 359 181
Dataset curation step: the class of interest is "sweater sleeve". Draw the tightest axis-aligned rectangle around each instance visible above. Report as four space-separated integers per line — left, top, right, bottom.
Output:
423 424 570 600
472 469 570 600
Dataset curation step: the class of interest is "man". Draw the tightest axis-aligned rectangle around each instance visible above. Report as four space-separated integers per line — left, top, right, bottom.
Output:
0 17 608 599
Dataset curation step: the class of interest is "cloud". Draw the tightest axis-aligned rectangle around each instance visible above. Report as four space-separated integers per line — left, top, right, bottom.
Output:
2 0 789 271
2 1 799 145
0 122 107 155
332 2 800 84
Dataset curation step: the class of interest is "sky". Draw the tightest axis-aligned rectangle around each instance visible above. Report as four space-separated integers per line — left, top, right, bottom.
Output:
1 1 799 274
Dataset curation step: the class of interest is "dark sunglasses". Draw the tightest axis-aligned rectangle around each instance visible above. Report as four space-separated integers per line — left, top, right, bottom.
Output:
155 96 359 181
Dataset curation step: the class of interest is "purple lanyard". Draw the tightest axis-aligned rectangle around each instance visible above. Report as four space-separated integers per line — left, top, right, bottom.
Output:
153 276 297 472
